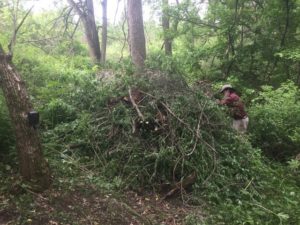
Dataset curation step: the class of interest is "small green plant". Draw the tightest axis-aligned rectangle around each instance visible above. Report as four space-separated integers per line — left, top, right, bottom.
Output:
184 214 204 225
41 99 77 128
288 159 300 171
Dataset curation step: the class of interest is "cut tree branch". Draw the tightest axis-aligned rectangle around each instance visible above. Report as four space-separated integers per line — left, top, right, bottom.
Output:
129 88 145 121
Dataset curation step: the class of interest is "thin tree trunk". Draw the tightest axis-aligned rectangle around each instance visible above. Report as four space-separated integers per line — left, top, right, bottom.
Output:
280 0 290 47
127 0 146 70
101 0 107 64
162 0 172 55
67 0 101 64
0 46 51 190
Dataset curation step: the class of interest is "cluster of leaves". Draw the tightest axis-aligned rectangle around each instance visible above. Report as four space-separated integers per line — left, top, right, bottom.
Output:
204 160 300 225
157 0 300 87
249 81 300 160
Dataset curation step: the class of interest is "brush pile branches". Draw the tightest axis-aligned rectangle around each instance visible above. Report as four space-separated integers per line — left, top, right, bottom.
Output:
44 71 260 197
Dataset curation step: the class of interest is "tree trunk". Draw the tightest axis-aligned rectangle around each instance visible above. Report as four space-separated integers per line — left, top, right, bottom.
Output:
127 0 146 70
101 0 107 64
0 46 51 190
162 0 172 55
280 0 290 47
68 0 101 64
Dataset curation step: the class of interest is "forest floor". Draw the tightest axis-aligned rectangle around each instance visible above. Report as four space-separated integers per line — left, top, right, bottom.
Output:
0 181 205 225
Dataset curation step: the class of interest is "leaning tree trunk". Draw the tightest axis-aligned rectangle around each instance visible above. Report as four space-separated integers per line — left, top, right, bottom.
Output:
0 46 51 189
101 0 107 64
127 0 146 70
68 0 101 64
84 0 101 63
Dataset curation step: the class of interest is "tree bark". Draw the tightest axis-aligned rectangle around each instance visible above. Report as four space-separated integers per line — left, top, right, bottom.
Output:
0 45 51 190
127 0 146 70
162 0 172 55
280 0 290 47
67 0 101 64
101 0 107 64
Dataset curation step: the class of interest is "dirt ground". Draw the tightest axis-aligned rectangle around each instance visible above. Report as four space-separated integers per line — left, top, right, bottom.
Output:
0 184 205 225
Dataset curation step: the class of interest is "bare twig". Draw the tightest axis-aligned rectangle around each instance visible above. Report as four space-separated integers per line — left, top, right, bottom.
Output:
161 102 192 131
129 88 145 121
119 6 128 63
18 36 61 44
26 189 48 201
162 171 197 200
70 18 80 39
8 6 33 55
244 178 254 191
187 100 208 156
168 13 219 29
63 7 75 35
67 0 83 16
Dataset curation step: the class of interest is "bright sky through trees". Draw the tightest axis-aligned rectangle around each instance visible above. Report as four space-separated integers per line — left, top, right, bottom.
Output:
24 0 208 24
24 0 126 24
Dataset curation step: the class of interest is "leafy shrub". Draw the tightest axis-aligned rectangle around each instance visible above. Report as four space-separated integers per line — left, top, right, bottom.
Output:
42 112 92 156
146 52 181 74
42 73 260 192
204 161 300 225
249 81 300 160
41 99 77 128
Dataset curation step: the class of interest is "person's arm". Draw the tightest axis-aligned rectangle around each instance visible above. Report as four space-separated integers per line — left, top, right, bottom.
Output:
219 96 233 105
219 93 239 105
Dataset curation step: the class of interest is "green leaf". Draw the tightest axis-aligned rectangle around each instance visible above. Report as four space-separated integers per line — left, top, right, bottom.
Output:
277 212 289 220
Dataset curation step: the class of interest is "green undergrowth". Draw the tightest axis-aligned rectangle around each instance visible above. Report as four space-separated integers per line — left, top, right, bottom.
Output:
203 160 300 224
249 81 300 160
38 72 300 224
1 52 299 224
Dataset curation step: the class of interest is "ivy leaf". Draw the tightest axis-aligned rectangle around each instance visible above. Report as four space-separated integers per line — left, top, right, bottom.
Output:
5 164 11 171
277 212 289 220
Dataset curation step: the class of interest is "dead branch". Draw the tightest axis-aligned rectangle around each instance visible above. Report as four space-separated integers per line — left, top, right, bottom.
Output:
129 88 145 121
162 171 197 200
63 7 75 36
67 0 83 17
141 91 217 154
8 6 33 55
49 6 71 31
168 11 219 29
70 18 80 39
18 36 61 44
160 102 192 132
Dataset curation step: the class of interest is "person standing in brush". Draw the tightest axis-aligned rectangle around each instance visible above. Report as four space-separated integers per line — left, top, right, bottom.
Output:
217 84 249 133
